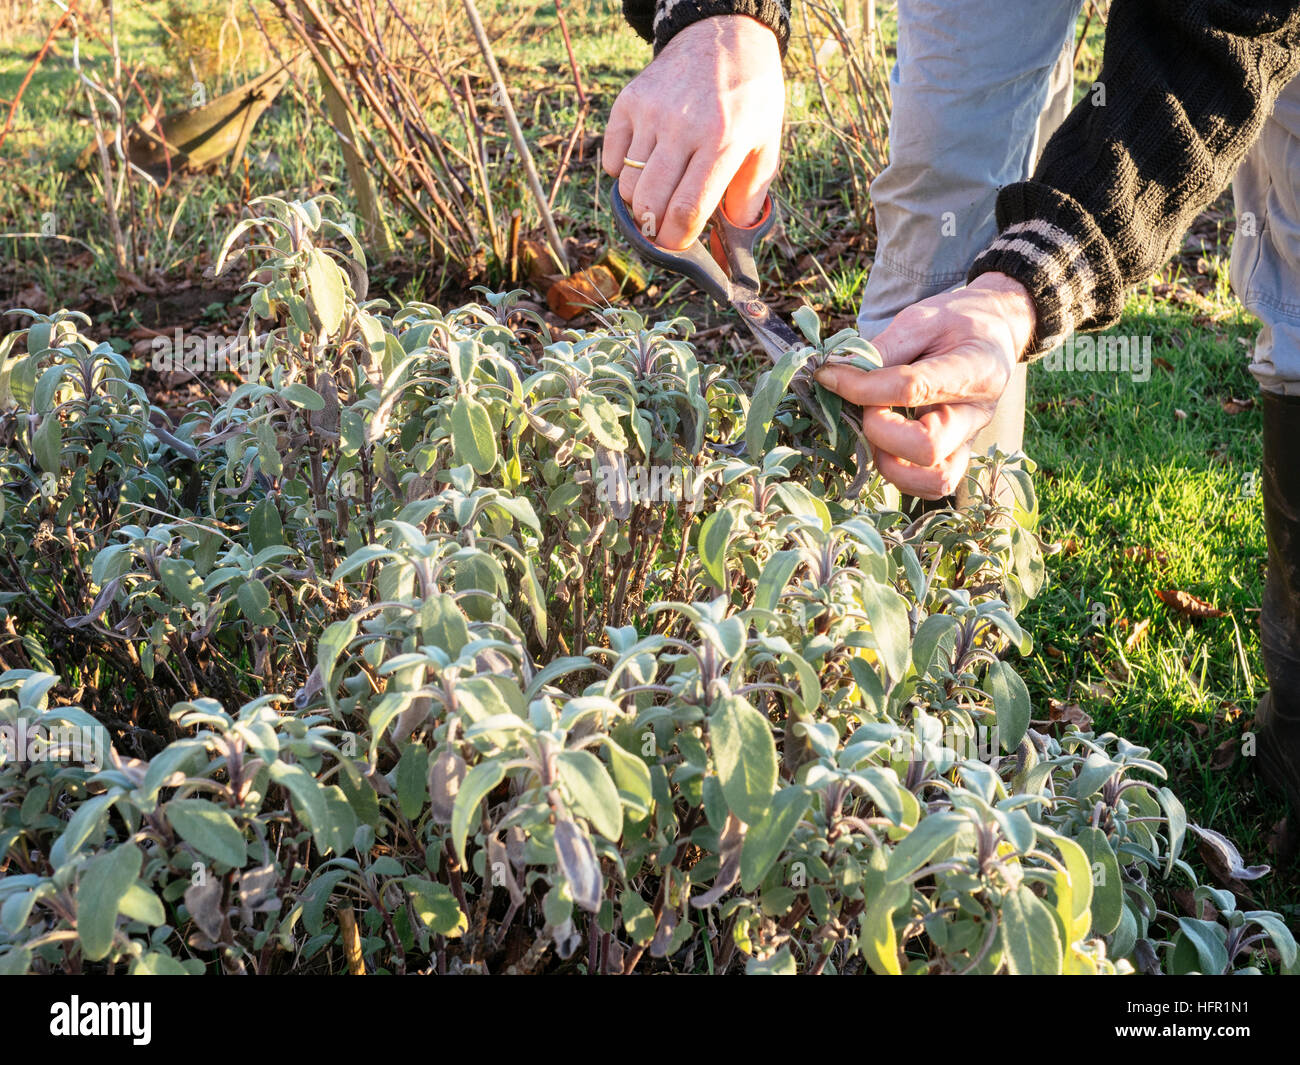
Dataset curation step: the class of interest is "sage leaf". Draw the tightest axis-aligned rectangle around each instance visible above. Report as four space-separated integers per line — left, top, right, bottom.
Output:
710 693 777 826
77 843 142 962
451 394 498 474
166 798 247 868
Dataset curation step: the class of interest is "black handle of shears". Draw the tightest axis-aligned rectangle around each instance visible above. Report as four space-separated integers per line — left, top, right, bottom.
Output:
608 187 776 305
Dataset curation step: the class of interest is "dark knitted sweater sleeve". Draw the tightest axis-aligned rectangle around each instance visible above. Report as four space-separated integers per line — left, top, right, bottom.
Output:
968 0 1300 356
622 0 791 56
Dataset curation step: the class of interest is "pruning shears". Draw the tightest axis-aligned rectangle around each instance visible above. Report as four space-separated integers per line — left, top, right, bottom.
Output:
610 189 870 479
609 188 805 371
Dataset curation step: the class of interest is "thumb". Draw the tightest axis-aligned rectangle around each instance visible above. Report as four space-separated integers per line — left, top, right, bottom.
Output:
723 144 777 228
868 306 946 368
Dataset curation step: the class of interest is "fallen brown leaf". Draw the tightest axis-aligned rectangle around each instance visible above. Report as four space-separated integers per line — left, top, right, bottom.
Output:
1051 699 1092 731
1124 545 1170 566
1052 538 1079 556
1157 588 1227 620
1215 702 1244 724
14 282 49 315
1171 887 1220 922
1031 699 1093 738
1208 736 1238 771
1082 680 1113 703
546 266 620 319
1221 396 1255 415
1033 396 1086 413
1266 818 1296 865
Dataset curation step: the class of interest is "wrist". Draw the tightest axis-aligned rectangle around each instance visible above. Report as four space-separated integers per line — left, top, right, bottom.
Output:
969 271 1038 361
666 13 781 55
653 1 790 57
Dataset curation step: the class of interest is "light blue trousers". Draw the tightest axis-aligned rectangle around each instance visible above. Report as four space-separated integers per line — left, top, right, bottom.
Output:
1232 84 1300 397
859 0 1300 406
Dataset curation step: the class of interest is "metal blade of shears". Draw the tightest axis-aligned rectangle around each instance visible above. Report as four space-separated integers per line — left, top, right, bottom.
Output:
729 292 805 364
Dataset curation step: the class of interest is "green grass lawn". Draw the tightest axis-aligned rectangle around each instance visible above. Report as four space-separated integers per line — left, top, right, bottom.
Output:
1018 255 1295 915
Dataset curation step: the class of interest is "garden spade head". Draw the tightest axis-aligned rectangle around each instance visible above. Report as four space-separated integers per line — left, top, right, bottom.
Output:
78 59 295 178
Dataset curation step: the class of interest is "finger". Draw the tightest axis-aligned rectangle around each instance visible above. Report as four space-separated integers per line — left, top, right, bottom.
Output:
655 144 747 250
860 402 994 469
867 303 945 368
617 128 658 218
602 95 634 178
813 352 1009 409
632 143 692 249
873 442 973 501
722 139 779 228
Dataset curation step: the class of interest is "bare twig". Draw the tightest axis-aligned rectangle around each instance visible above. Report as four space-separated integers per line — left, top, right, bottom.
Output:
0 5 72 152
460 0 568 271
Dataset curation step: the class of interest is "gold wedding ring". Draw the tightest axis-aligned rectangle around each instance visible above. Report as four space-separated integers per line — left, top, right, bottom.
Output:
622 156 648 170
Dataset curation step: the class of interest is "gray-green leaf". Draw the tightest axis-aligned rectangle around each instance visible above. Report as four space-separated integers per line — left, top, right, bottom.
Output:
78 843 142 962
1001 882 1063 975
710 693 777 826
451 394 498 474
555 749 622 841
166 798 247 868
986 659 1031 752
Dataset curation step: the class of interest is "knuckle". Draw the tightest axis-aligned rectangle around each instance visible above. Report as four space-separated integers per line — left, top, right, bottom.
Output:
666 196 704 230
901 372 932 408
618 84 647 111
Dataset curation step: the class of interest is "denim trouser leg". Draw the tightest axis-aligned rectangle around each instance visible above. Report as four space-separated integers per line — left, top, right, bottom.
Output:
858 0 1084 466
1231 76 1300 396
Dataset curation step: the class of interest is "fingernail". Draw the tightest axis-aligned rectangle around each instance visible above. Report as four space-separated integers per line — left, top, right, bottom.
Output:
814 366 839 391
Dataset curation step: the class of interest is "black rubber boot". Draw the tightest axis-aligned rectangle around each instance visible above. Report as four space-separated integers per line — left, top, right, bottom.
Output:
1255 389 1300 860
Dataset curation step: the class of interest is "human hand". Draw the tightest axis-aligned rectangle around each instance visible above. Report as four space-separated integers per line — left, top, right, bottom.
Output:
602 15 784 249
812 273 1038 499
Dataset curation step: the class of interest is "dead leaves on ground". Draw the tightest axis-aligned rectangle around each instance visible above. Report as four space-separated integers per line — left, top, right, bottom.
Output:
1266 818 1296 865
1171 886 1221 922
546 265 620 319
1032 395 1085 414
1157 588 1227 620
1122 545 1170 567
1031 698 1093 738
1045 537 1078 557
1208 735 1240 771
